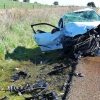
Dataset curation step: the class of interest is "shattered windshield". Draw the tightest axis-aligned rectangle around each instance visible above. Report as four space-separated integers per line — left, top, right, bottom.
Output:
63 10 100 23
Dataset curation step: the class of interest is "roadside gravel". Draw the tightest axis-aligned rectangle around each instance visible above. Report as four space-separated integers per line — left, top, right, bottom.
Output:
68 57 100 100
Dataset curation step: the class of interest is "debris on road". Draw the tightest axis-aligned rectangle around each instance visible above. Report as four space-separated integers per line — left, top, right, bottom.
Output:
74 73 85 77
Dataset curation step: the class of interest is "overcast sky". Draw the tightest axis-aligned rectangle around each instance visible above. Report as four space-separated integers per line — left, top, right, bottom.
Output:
29 0 100 7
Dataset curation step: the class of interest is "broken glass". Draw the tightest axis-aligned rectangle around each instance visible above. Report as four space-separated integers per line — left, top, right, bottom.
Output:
63 10 100 24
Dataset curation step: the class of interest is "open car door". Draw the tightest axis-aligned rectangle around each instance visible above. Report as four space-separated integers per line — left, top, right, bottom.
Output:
31 23 63 51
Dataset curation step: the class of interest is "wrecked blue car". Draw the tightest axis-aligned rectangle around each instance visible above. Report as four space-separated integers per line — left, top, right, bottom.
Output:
31 8 100 58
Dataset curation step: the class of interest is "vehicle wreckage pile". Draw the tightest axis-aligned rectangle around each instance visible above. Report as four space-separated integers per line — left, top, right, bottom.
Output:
61 24 100 59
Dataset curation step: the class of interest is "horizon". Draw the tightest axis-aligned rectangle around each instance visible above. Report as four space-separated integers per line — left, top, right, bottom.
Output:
29 0 100 7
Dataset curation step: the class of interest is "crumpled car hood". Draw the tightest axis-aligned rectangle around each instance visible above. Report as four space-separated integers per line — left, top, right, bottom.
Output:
63 21 100 37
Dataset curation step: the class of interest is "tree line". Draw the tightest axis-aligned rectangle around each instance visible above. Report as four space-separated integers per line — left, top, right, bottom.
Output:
13 0 97 7
53 1 96 7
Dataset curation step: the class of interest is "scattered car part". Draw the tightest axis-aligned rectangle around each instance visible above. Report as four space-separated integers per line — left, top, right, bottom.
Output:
48 63 71 75
11 71 28 81
70 72 85 77
76 73 85 77
42 91 59 100
11 75 19 81
16 71 27 79
8 81 49 99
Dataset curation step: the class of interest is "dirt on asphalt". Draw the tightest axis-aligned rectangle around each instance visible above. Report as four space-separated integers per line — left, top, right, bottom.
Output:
68 57 100 100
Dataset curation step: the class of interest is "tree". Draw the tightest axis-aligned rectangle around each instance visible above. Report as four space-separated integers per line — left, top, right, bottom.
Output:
34 1 38 4
23 0 30 2
87 2 96 8
53 1 59 5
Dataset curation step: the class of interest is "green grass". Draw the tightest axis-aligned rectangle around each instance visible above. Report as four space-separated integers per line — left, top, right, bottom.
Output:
0 0 52 9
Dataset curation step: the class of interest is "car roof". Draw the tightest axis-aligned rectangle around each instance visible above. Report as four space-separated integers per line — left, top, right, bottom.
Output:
73 8 94 12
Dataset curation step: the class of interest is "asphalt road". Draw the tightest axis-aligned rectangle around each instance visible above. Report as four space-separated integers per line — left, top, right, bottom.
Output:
68 57 100 100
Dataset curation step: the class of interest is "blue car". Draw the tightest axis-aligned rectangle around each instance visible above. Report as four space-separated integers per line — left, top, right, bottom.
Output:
31 8 100 51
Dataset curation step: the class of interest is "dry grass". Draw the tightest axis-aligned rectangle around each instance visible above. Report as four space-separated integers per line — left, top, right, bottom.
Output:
0 6 88 24
0 6 99 27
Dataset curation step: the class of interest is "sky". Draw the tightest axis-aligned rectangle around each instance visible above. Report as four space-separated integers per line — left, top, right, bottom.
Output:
29 0 100 7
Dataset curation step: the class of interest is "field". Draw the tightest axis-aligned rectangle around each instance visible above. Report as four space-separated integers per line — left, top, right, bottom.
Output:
0 0 100 99
0 0 50 9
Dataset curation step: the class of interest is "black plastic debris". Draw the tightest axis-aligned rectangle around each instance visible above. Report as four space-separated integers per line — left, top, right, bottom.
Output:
69 72 85 77
42 91 59 100
7 80 61 100
16 71 27 79
11 71 28 81
33 80 48 89
48 64 71 75
8 81 48 98
11 75 19 81
24 91 59 100
6 80 59 100
74 73 85 77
